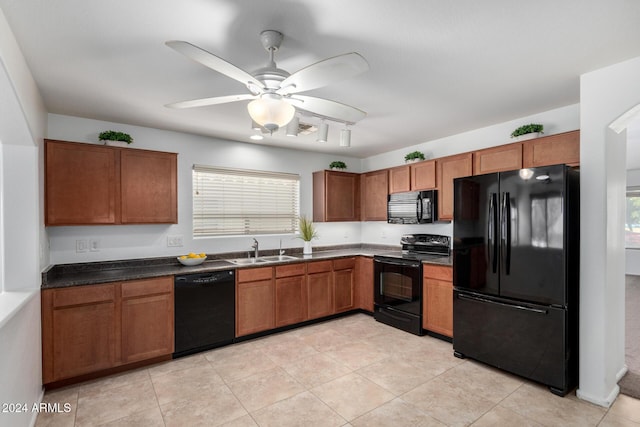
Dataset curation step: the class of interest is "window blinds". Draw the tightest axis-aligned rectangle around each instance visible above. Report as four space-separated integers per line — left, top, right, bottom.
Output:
192 165 300 237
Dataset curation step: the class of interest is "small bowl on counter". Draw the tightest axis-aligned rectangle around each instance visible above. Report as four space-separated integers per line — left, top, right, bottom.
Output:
178 254 207 266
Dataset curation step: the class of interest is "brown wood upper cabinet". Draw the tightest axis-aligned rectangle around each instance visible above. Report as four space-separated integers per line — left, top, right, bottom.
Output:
473 143 523 175
389 161 437 193
313 170 360 222
388 165 411 193
120 149 177 224
411 160 437 190
361 169 388 221
45 139 177 226
522 130 580 168
45 140 117 225
436 152 473 221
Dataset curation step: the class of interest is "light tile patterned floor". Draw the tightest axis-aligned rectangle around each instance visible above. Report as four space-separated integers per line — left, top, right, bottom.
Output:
36 313 640 427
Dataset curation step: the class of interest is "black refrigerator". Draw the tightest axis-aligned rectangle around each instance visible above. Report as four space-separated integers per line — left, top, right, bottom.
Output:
452 164 579 396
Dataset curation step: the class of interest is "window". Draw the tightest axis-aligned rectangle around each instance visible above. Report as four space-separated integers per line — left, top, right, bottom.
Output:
193 165 300 237
626 186 640 249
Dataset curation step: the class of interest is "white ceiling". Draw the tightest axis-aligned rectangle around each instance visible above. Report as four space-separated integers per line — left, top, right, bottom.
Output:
2 0 640 160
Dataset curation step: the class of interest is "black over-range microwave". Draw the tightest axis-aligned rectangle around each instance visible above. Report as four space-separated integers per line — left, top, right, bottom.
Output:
387 190 437 224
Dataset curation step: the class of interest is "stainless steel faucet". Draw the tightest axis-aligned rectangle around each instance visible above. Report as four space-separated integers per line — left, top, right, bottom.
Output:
251 238 259 258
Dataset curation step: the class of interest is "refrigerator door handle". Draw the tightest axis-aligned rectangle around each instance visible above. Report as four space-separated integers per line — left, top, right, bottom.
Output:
488 193 498 273
458 293 548 315
501 192 512 275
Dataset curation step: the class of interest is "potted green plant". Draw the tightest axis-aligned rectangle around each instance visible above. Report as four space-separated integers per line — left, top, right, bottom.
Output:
99 130 134 147
298 215 318 255
510 123 544 140
329 161 347 170
404 151 425 163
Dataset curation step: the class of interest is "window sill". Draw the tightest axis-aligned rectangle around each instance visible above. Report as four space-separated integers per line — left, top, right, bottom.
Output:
0 290 38 329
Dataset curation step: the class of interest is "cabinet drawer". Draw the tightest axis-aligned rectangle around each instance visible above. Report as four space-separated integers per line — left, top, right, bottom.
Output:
275 263 306 278
333 257 356 270
307 260 332 274
423 265 453 281
121 276 173 299
52 284 115 308
237 267 273 282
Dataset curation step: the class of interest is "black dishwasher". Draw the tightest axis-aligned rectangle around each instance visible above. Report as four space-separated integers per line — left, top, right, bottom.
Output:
174 270 235 358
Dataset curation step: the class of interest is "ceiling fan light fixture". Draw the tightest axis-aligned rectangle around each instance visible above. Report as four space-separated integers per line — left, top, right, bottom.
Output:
247 93 295 133
317 121 328 143
340 128 351 147
286 116 300 137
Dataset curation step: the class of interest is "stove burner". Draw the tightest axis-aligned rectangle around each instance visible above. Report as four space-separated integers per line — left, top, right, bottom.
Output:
400 233 450 257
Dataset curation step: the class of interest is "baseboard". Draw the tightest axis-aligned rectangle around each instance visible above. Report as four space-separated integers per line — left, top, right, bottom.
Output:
616 365 629 382
29 387 45 427
576 384 619 408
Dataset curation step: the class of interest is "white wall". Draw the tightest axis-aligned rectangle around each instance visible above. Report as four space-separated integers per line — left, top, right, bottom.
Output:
47 104 582 262
363 104 580 172
0 7 47 427
46 114 363 264
578 55 640 407
626 168 640 275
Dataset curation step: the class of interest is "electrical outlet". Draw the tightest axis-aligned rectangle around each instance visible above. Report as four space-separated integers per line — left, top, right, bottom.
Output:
76 239 88 253
89 239 100 252
167 235 184 247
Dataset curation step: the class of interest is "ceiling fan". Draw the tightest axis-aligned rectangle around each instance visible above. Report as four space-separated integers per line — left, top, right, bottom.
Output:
165 30 369 133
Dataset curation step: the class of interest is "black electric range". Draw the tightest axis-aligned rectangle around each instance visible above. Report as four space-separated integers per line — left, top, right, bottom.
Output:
373 234 450 335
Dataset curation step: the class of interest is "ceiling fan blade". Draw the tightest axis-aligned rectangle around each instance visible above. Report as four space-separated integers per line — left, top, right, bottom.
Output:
278 53 369 95
166 40 265 92
165 94 255 109
288 95 367 124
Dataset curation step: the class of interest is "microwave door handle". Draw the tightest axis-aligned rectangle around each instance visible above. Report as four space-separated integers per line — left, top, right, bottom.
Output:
416 195 423 221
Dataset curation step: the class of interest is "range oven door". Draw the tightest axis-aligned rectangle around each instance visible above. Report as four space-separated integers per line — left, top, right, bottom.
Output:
374 257 422 315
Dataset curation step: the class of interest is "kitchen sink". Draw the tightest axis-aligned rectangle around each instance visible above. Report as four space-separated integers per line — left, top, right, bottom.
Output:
225 255 298 265
258 255 298 262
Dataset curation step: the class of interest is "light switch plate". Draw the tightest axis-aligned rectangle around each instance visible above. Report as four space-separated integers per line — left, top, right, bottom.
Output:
76 239 88 253
167 235 184 247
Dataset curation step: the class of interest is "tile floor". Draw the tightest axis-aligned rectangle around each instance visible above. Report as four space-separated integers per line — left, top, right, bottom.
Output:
36 313 640 427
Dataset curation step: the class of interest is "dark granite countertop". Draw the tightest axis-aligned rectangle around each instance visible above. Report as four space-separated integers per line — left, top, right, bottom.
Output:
41 244 453 289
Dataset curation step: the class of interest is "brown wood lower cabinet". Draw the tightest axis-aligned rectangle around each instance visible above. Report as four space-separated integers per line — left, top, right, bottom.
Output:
306 261 333 319
121 277 174 363
43 256 377 384
275 264 307 327
43 284 117 383
356 257 374 312
42 277 174 385
236 267 275 337
333 258 356 313
423 265 453 338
